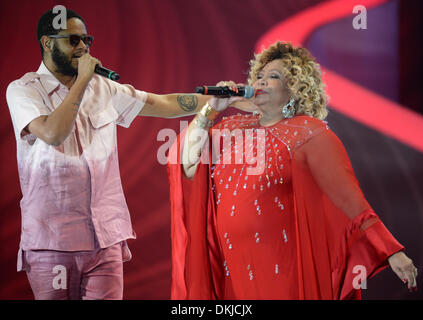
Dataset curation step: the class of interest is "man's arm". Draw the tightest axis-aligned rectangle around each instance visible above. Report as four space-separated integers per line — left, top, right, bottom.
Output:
139 93 211 118
27 79 89 146
27 54 100 146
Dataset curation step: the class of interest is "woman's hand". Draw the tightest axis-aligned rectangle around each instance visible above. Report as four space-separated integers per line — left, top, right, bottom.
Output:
216 80 258 113
388 251 418 291
209 81 243 112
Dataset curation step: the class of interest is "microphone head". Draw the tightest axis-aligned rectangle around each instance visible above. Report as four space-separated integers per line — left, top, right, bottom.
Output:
243 86 255 99
110 73 120 81
195 86 205 94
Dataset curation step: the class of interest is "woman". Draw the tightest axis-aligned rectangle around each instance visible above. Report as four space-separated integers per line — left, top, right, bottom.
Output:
167 42 417 299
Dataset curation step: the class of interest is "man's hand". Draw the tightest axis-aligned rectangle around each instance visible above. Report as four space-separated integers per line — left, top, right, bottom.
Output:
76 53 101 83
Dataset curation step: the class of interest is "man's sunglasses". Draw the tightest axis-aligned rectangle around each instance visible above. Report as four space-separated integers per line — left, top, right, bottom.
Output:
48 34 94 48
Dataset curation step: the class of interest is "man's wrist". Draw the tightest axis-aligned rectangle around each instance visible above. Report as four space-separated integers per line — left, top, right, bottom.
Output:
74 74 92 88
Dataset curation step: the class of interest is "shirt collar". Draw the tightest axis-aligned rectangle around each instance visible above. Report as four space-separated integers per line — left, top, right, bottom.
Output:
37 61 64 94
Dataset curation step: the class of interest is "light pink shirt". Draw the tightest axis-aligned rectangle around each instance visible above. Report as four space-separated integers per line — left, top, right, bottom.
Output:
6 62 146 270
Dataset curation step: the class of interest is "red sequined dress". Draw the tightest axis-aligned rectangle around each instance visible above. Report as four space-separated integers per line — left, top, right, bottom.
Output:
167 114 403 300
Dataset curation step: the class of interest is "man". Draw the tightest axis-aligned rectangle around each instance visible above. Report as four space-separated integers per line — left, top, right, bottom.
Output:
6 8 210 300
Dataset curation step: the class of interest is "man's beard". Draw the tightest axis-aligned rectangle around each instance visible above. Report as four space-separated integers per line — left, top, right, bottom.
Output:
51 42 78 76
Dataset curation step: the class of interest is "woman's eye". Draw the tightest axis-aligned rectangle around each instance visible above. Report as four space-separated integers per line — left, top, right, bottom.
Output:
257 75 263 79
270 74 280 79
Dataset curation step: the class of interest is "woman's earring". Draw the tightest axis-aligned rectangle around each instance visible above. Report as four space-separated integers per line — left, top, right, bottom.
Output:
282 99 295 119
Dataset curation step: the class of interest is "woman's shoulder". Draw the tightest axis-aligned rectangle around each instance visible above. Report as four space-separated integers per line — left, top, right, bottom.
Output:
285 115 328 130
272 115 330 136
271 115 331 151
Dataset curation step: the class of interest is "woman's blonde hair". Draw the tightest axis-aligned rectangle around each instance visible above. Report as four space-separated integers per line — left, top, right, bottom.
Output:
248 41 328 120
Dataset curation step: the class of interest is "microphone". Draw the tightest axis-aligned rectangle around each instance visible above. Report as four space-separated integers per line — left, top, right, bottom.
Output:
94 65 120 81
195 85 255 99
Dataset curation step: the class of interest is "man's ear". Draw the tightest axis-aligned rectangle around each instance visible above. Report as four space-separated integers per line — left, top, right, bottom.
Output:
41 35 52 51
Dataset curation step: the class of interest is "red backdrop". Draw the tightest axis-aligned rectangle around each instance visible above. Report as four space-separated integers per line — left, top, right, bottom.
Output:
0 0 422 299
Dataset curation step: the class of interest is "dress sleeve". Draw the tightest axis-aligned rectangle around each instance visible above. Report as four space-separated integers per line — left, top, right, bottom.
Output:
297 128 371 220
294 128 404 299
167 127 223 299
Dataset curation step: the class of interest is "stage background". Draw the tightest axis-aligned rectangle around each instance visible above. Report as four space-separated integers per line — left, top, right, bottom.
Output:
0 0 422 299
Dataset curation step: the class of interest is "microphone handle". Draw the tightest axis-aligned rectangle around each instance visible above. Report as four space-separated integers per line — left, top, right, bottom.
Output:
195 86 254 98
94 65 120 81
196 86 243 96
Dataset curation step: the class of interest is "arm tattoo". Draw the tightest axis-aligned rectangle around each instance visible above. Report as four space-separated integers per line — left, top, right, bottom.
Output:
177 95 198 112
71 101 81 112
